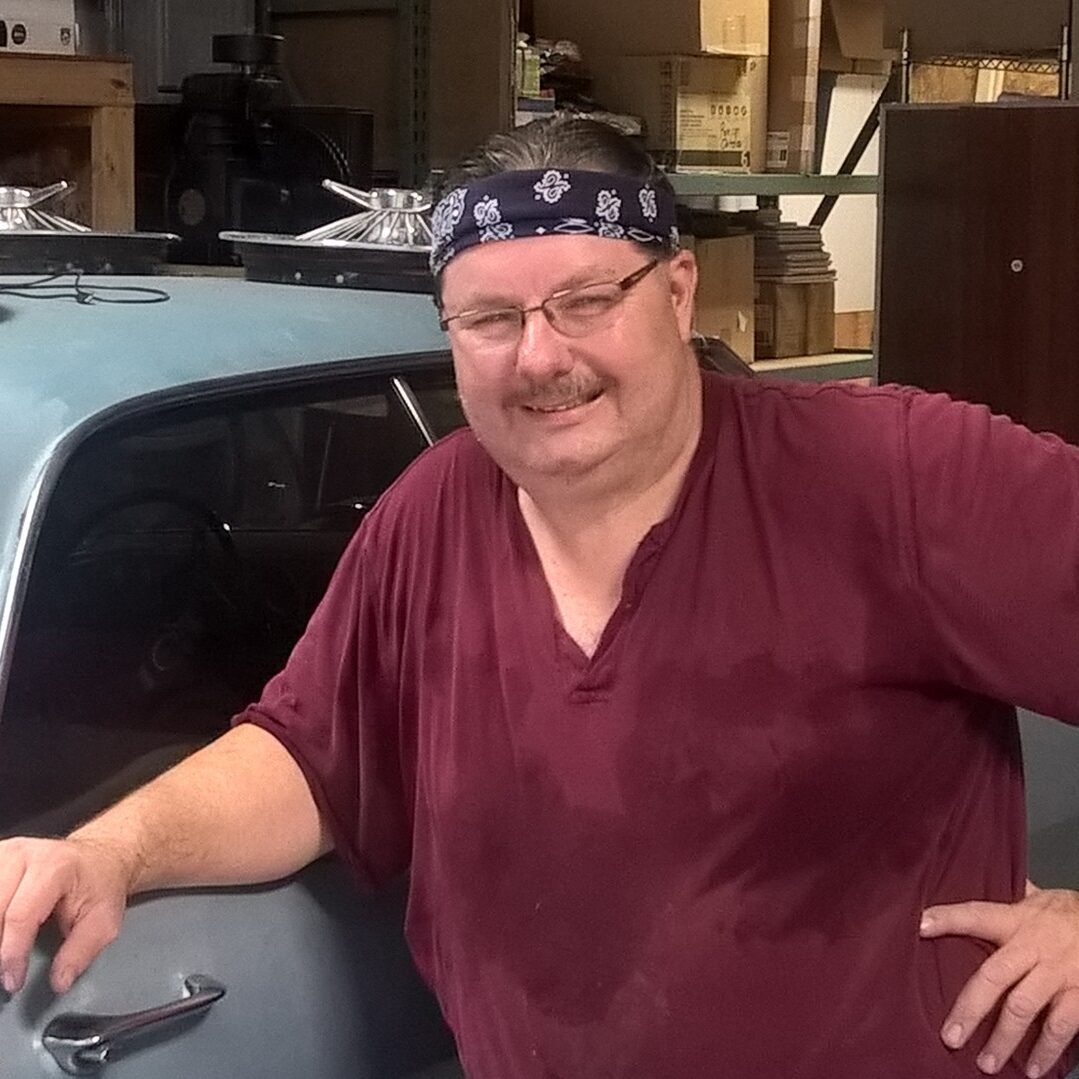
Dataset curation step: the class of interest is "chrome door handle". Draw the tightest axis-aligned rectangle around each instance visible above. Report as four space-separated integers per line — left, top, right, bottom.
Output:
42 974 226 1075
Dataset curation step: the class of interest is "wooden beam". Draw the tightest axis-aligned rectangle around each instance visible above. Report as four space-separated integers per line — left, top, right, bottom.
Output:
89 106 135 230
0 54 133 108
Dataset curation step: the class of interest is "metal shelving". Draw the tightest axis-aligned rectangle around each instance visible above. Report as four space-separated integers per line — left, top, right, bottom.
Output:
667 173 878 198
752 351 875 383
922 54 1061 75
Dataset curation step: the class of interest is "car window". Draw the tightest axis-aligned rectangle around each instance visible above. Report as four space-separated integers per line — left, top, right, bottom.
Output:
0 371 439 838
405 369 467 440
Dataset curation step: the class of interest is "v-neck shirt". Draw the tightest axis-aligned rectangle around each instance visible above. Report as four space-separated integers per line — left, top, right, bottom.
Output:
510 411 709 695
237 370 1079 1078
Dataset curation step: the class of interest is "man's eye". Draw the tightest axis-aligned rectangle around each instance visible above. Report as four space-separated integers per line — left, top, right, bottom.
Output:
558 291 618 316
466 310 518 329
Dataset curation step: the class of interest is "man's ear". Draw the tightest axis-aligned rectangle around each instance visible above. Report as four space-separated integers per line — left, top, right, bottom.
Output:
665 249 699 343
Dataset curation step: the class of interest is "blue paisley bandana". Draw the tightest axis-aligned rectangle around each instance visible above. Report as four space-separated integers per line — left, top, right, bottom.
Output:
429 168 680 275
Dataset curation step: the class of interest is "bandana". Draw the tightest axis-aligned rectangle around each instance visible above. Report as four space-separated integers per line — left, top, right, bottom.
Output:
429 168 680 274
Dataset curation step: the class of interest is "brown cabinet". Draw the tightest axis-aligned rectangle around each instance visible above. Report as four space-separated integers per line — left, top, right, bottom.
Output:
877 102 1079 446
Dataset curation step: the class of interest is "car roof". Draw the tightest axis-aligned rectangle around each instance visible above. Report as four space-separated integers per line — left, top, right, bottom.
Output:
0 274 452 700
0 273 448 392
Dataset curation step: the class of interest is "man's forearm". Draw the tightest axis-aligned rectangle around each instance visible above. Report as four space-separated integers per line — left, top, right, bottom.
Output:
69 724 332 895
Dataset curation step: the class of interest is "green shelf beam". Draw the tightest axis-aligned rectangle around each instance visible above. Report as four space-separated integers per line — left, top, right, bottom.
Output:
751 352 876 383
668 173 879 197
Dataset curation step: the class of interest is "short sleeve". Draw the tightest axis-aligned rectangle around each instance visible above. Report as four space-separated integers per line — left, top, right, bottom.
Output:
903 390 1079 720
232 522 410 888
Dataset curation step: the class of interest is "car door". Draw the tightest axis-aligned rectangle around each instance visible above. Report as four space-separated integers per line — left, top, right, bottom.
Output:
0 363 465 1078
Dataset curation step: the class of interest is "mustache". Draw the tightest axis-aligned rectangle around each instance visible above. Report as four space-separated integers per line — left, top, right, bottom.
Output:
510 374 605 409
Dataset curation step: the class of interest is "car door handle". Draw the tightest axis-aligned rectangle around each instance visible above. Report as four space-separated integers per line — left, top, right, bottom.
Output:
42 974 226 1075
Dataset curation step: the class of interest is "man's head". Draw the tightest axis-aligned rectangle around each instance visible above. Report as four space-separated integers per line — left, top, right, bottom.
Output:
432 117 700 497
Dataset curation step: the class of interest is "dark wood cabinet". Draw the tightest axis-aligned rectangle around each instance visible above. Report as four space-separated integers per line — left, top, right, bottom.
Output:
877 102 1079 445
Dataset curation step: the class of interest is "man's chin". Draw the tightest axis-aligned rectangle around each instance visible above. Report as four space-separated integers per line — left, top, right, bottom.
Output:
502 439 619 487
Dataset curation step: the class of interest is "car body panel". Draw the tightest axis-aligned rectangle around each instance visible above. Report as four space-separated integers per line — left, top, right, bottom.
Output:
1022 709 1079 890
5 862 458 1079
0 276 450 709
0 274 462 1078
3 274 1079 1077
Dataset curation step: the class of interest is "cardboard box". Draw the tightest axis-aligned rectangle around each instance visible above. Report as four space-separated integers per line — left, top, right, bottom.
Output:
0 18 76 52
766 0 821 172
2 0 74 19
533 0 769 60
608 54 768 173
884 0 1063 60
694 234 755 361
820 0 893 75
755 279 835 358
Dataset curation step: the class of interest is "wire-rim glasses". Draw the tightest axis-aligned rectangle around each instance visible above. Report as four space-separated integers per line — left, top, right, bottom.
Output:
439 258 660 347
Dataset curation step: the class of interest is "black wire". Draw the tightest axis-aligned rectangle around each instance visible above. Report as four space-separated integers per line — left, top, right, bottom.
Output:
0 271 171 305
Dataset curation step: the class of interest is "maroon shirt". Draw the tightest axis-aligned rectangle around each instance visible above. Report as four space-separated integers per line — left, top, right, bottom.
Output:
236 371 1079 1078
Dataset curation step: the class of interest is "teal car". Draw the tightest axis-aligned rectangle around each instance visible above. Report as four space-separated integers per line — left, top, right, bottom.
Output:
0 273 463 1078
1 272 1078 1078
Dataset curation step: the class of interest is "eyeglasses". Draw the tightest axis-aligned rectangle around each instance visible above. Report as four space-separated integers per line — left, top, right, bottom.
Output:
439 259 660 347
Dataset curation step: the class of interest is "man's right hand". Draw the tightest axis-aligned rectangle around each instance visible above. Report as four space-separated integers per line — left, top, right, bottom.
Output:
0 726 331 998
0 835 134 996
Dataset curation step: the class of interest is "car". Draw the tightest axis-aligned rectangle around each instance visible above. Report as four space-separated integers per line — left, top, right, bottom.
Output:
1 271 1078 1078
0 272 465 1078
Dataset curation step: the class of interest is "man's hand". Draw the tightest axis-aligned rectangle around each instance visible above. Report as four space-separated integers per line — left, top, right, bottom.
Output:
0 835 134 996
921 885 1079 1078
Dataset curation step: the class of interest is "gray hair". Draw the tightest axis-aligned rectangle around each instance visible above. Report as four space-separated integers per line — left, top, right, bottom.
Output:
433 115 674 202
430 116 678 296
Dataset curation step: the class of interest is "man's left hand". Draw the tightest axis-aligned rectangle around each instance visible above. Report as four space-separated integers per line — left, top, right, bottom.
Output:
921 885 1079 1078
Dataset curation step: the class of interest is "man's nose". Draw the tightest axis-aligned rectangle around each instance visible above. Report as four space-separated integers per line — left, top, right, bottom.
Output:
514 307 574 380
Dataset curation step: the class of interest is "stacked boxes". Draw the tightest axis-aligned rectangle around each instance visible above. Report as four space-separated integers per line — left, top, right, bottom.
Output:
534 0 771 173
692 233 756 361
533 0 768 60
821 0 894 75
753 217 836 358
766 0 822 172
755 280 835 357
534 0 893 173
607 55 767 173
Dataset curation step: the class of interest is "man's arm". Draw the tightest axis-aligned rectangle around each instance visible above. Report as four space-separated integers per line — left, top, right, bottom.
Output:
0 723 328 996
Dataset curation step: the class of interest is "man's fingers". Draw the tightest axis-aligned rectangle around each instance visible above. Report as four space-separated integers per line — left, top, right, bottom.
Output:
939 943 1040 1051
0 851 28 992
0 863 67 994
967 966 1060 1074
50 908 120 994
0 838 130 997
1025 987 1079 1079
922 900 1022 945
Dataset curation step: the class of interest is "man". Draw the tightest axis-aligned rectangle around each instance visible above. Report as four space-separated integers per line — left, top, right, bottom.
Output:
2 116 1079 1078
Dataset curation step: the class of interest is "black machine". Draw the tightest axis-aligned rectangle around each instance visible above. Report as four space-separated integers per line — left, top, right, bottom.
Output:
135 33 374 265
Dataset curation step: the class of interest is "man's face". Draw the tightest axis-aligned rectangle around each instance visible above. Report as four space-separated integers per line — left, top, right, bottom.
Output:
439 234 700 488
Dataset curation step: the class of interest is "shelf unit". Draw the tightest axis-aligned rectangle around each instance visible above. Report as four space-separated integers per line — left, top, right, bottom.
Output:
752 351 875 383
671 175 880 374
0 53 135 230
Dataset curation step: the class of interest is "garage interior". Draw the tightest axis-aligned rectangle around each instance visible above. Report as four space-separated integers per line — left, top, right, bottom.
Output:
8 0 1073 853
3 2 1079 1076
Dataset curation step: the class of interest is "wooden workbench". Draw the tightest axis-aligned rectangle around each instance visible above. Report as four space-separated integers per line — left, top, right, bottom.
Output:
0 53 134 230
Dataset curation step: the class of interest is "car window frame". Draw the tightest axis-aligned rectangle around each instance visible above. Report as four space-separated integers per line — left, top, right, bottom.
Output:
0 348 454 729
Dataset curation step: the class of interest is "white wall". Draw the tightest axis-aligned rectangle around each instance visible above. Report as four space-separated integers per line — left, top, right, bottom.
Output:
780 73 887 314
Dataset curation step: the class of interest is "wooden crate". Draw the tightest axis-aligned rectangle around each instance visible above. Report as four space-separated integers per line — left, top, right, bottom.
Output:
0 54 134 230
